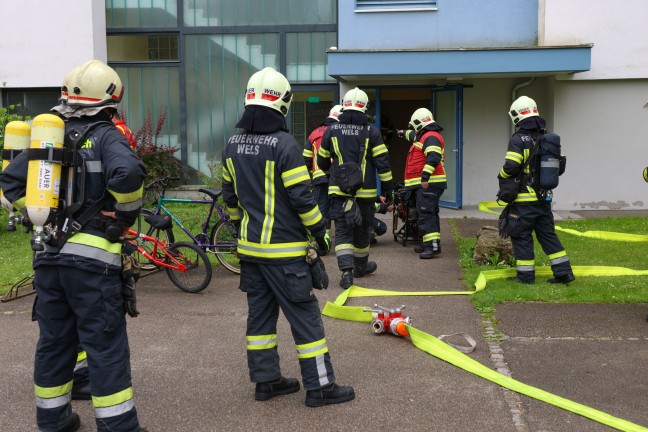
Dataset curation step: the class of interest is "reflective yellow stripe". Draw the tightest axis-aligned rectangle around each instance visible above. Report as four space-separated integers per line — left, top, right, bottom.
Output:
247 334 278 350
372 144 388 157
35 380 73 399
92 387 133 409
356 189 378 199
237 239 308 258
413 142 423 150
282 165 310 188
299 206 323 227
312 170 327 179
227 206 240 220
295 338 329 359
423 232 440 242
225 158 237 195
505 151 523 164
77 351 87 362
499 168 511 178
13 196 26 210
222 167 232 182
318 147 331 158
514 192 539 203
517 259 535 266
327 185 351 197
425 145 443 155
67 233 122 254
261 161 276 244
429 174 446 183
240 207 250 240
378 171 392 181
332 137 343 164
404 178 421 187
523 148 531 173
302 149 313 158
422 165 434 174
109 184 143 204
548 251 567 260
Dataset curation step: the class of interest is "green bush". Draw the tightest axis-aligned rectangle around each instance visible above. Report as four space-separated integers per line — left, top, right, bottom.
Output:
134 106 180 184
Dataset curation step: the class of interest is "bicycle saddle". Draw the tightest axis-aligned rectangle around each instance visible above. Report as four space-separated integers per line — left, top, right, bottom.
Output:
198 188 222 201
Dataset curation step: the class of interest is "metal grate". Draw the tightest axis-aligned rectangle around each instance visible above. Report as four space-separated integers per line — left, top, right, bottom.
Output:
355 0 437 12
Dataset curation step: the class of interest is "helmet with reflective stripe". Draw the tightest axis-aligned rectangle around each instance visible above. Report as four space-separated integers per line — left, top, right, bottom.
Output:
244 67 292 116
509 96 539 125
408 108 435 132
59 66 80 103
67 60 124 107
328 104 343 120
342 87 369 113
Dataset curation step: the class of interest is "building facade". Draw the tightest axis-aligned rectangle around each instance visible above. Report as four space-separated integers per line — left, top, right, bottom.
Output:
1 0 648 210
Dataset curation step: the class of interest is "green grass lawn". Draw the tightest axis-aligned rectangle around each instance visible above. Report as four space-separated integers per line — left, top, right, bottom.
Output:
0 203 230 295
452 216 648 313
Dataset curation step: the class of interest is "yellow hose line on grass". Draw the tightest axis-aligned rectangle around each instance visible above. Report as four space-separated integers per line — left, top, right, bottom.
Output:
322 283 648 431
478 201 648 242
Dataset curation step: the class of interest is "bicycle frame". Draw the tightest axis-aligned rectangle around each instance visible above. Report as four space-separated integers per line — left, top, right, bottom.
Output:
127 229 188 272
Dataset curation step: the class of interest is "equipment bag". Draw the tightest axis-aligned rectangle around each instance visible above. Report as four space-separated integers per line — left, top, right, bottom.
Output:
331 126 368 195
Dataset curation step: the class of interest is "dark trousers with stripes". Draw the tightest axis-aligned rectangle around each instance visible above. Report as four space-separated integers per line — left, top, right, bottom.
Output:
241 260 335 390
330 198 375 271
33 264 139 432
416 186 444 244
506 201 573 283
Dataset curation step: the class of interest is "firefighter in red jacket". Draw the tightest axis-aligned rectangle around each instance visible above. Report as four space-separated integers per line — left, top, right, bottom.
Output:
303 105 342 231
112 112 136 149
399 108 446 259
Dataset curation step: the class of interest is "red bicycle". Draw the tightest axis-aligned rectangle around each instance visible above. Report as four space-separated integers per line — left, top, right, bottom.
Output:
128 225 212 293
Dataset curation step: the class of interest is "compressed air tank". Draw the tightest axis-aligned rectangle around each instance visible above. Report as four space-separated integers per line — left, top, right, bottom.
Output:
25 114 65 233
1 121 31 212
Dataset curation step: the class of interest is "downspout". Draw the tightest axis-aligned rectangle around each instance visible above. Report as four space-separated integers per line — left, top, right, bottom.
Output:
510 77 536 135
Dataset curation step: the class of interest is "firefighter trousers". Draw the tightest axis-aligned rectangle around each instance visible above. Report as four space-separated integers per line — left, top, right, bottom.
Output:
330 198 375 271
416 186 444 245
240 260 336 390
312 182 331 229
33 264 140 432
506 201 574 283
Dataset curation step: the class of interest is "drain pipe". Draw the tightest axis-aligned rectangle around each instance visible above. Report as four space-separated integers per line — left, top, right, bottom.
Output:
510 77 536 135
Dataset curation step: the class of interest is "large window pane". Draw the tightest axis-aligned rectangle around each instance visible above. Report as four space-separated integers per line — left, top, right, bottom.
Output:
108 34 179 62
286 32 336 83
113 66 180 150
184 0 335 26
106 0 178 28
184 34 279 175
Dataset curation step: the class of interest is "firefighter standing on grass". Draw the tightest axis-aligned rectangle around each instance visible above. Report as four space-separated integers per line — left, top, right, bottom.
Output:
303 104 343 232
221 67 355 407
318 87 394 289
398 108 446 259
499 96 575 285
0 59 147 432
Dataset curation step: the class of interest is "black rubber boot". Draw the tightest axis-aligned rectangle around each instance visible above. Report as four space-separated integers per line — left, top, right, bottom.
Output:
507 276 535 285
305 383 355 407
340 270 353 290
547 274 576 284
353 261 377 278
414 244 424 253
58 412 80 432
255 376 300 401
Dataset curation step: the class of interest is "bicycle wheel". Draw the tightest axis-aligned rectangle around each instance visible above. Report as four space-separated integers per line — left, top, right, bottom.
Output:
137 208 175 270
209 220 240 274
165 241 212 293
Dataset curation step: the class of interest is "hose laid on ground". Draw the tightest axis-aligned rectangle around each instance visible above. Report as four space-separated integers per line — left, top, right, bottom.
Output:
323 286 648 431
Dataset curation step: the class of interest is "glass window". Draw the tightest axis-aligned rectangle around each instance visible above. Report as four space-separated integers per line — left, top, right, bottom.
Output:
184 0 336 26
105 0 178 28
355 0 437 12
6 90 59 117
184 34 279 175
108 34 179 62
286 32 336 83
113 66 180 150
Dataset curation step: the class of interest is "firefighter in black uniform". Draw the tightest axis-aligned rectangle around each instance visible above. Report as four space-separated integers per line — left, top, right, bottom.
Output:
318 87 394 289
222 67 355 407
499 96 576 285
0 59 147 432
303 105 342 232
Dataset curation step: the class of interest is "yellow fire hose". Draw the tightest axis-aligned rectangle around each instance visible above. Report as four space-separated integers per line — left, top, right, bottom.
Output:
322 285 648 431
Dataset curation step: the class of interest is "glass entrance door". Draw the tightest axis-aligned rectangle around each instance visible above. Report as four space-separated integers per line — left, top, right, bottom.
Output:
432 85 463 208
288 86 339 146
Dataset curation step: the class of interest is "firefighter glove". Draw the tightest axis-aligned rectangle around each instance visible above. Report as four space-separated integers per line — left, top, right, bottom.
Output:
343 198 363 228
315 233 331 256
122 254 141 317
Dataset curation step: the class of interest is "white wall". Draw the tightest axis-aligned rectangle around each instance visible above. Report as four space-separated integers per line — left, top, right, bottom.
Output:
0 0 107 89
552 79 648 210
542 0 648 80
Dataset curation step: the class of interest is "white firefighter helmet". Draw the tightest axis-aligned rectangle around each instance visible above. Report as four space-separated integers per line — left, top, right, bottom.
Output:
408 108 435 132
328 104 343 120
244 67 293 116
59 66 79 103
67 60 124 107
509 96 539 125
342 87 369 112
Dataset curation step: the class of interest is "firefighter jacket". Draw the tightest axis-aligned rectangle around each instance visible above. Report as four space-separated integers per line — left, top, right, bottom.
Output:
0 111 146 273
222 110 327 264
114 119 136 149
402 125 447 190
303 117 337 186
498 120 546 204
317 111 393 201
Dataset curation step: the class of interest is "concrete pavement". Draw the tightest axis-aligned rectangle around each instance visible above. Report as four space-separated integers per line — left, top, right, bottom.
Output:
1 212 647 431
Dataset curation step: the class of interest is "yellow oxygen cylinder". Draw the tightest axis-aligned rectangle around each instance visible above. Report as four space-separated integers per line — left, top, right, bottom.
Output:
25 114 65 249
1 121 31 213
